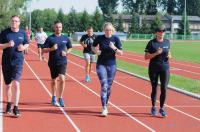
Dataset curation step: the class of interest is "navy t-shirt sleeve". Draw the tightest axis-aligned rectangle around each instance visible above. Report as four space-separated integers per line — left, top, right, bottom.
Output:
80 35 85 43
93 36 100 47
23 31 29 44
115 36 122 50
67 38 72 49
0 31 6 43
145 41 153 53
43 37 51 48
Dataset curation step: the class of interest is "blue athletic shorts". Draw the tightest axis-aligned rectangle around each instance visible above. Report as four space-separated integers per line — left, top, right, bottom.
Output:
2 65 23 85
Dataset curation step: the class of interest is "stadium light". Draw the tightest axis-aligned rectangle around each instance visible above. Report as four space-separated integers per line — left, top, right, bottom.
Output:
184 0 186 39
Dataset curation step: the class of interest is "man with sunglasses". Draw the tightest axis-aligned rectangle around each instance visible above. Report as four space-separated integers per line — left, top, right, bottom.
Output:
144 25 172 117
0 15 29 117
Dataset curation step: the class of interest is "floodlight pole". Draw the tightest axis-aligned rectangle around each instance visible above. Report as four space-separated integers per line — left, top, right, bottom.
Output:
29 10 31 30
184 0 186 39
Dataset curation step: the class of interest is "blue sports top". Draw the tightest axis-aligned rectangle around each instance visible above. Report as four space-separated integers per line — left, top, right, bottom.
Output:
0 28 29 66
145 38 170 71
93 35 122 65
43 34 72 66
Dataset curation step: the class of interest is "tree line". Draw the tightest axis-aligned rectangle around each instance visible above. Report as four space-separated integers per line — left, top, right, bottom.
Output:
1 0 200 35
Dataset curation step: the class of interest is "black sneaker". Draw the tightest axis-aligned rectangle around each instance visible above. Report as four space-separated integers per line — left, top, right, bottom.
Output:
6 102 12 115
13 106 20 117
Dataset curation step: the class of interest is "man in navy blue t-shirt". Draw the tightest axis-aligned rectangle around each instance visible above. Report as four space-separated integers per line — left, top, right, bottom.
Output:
43 21 72 107
0 15 29 117
80 27 96 82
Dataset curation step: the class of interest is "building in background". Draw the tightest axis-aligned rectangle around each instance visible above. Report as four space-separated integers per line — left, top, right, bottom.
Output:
113 14 200 35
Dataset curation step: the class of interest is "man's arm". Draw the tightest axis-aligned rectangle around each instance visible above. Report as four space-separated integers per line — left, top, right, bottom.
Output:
0 40 14 50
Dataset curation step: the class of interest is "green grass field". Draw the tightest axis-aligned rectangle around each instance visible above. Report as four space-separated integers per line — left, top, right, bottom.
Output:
71 48 200 94
122 40 200 64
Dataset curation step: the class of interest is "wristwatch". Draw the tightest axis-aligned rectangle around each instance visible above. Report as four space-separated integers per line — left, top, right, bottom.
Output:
114 48 118 52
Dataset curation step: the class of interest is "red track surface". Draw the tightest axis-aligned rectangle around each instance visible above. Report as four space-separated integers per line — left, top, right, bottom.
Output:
1 44 199 132
75 46 200 80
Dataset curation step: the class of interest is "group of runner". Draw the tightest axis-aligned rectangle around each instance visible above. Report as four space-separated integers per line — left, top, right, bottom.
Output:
0 15 171 118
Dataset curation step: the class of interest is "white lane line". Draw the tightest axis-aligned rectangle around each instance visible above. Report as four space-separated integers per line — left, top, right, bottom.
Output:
29 48 155 132
18 105 200 110
123 52 200 69
0 68 3 132
74 46 200 69
68 56 200 122
66 73 155 132
118 55 200 75
25 60 80 132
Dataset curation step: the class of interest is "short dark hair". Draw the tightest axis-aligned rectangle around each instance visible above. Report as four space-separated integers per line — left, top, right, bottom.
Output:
11 15 20 19
87 26 93 30
54 20 62 25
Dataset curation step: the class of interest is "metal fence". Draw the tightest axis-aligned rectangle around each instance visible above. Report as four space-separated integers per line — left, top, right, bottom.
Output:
128 33 200 40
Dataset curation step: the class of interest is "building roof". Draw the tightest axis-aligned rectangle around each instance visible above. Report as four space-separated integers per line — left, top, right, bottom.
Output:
113 14 200 22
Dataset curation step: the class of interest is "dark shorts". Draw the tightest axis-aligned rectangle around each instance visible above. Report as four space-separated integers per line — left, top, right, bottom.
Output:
49 64 66 79
37 44 44 48
2 65 23 85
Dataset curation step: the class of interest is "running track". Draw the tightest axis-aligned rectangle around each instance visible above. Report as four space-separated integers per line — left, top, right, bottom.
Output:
0 44 199 132
75 46 200 80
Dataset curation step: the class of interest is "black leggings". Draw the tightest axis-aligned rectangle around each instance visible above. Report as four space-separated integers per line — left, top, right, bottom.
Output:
148 69 170 108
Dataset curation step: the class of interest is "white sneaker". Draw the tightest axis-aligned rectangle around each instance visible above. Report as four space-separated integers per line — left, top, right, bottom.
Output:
101 108 108 117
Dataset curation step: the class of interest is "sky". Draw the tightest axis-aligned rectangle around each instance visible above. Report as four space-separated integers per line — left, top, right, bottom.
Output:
30 0 100 14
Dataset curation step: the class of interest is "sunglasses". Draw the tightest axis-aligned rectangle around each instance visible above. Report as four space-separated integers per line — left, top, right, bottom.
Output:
157 29 165 32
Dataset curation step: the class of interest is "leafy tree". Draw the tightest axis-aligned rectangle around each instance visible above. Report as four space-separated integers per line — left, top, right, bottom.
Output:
140 18 151 34
177 11 191 35
0 0 30 31
150 12 163 33
121 0 147 14
65 7 80 34
116 14 124 32
79 9 91 31
92 7 104 32
98 0 119 14
145 0 157 15
129 13 140 33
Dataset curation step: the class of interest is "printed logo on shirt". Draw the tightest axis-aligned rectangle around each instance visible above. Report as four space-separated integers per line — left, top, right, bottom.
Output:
18 36 24 40
62 40 67 43
163 46 169 49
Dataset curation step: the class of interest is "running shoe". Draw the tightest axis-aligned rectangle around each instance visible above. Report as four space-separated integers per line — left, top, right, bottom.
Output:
101 107 108 117
13 106 20 117
85 75 91 82
6 102 12 115
58 98 65 107
151 107 157 116
51 96 57 105
159 108 167 117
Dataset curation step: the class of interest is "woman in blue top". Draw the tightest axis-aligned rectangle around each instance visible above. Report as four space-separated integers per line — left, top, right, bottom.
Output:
145 25 172 117
92 22 123 117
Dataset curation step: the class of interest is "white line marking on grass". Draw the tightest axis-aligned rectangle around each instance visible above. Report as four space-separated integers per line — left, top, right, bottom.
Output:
25 60 81 132
119 55 200 75
122 52 200 69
